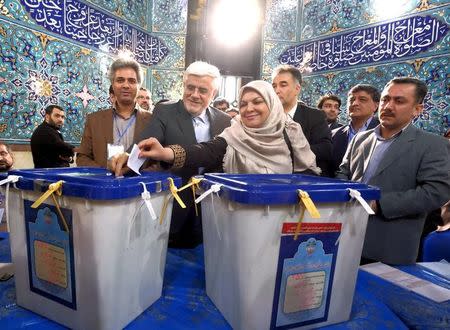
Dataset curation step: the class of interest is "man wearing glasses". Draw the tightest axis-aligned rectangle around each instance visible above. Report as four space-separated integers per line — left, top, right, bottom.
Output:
136 87 154 112
138 61 231 248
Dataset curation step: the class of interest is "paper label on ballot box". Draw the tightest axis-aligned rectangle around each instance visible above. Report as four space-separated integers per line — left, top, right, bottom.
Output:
270 222 341 329
34 240 68 288
24 200 77 310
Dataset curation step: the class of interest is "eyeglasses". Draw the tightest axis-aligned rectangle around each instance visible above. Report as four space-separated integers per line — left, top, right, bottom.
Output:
185 85 210 95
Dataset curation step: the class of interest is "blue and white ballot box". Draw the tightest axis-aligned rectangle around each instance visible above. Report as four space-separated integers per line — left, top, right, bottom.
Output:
5 167 181 330
197 173 380 330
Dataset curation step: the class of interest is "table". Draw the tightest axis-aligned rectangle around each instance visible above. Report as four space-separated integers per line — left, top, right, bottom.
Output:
357 265 450 329
2 231 441 329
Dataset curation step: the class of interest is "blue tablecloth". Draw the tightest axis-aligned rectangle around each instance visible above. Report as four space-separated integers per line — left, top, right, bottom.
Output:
0 231 433 329
358 265 450 329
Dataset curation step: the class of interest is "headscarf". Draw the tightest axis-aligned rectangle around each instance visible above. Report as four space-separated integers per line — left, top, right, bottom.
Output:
220 80 320 174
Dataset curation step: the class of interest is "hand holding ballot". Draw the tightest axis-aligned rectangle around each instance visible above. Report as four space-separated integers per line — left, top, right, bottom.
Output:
108 138 174 177
137 138 174 163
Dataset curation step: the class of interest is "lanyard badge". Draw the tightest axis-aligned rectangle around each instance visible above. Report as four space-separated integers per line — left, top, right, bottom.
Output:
107 143 125 160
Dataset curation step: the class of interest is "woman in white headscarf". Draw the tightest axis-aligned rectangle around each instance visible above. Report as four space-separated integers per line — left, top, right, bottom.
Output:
112 80 320 175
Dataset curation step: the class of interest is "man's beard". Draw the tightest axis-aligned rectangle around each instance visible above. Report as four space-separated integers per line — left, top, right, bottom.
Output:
0 162 12 171
48 119 62 129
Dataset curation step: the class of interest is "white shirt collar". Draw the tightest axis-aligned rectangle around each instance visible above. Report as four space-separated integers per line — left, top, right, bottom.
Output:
287 104 297 119
193 109 208 123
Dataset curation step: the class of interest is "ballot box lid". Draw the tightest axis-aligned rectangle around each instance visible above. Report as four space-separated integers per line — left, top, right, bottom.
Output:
8 167 181 200
200 173 380 204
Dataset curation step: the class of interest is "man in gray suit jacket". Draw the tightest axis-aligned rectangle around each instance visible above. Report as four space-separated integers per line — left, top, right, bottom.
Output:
138 61 231 248
337 77 450 265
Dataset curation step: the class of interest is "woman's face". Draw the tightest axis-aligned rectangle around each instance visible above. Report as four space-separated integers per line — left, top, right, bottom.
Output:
239 90 270 128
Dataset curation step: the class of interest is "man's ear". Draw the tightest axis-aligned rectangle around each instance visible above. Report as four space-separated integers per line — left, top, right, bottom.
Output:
373 102 379 114
295 83 301 94
413 103 424 117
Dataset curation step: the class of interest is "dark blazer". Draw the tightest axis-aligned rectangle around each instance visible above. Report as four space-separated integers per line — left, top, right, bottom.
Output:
30 122 74 168
139 100 231 247
77 108 152 168
328 121 342 130
337 125 450 264
139 100 232 180
292 102 332 176
331 116 379 176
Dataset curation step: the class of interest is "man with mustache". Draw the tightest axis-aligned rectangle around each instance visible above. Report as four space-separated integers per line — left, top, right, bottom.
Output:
77 57 152 167
30 105 75 168
337 77 450 265
331 85 380 176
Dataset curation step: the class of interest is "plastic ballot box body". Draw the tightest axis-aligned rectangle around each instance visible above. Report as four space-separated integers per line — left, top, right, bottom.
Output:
6 167 181 330
199 173 380 330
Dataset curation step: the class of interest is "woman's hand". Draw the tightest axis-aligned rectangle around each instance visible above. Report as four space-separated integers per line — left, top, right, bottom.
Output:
138 138 175 163
107 152 130 177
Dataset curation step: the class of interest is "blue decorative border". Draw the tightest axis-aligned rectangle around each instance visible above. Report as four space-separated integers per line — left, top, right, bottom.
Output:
20 0 169 66
279 15 448 72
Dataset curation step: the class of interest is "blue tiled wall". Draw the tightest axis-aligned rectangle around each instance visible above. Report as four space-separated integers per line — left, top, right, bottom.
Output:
1 1 448 144
0 0 187 144
263 0 450 135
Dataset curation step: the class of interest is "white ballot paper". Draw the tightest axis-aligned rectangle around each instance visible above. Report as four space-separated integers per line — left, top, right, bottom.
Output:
360 262 450 303
127 144 146 175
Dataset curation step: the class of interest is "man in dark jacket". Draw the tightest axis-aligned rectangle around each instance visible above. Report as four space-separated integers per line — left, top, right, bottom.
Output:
317 94 343 130
30 104 74 168
271 65 332 176
331 84 380 176
138 61 231 248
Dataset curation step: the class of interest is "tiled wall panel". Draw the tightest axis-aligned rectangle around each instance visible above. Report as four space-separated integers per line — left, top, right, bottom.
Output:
263 1 450 135
0 0 187 144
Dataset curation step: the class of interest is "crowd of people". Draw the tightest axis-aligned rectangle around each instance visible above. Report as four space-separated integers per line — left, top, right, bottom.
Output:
1 57 449 264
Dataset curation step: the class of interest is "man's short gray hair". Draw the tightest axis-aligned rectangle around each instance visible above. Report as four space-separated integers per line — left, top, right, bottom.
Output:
108 57 143 85
184 61 221 90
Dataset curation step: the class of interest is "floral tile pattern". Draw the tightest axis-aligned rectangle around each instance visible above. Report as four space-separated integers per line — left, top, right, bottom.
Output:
299 55 449 135
151 69 184 102
264 0 298 41
88 0 148 28
152 0 187 33
0 20 113 143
